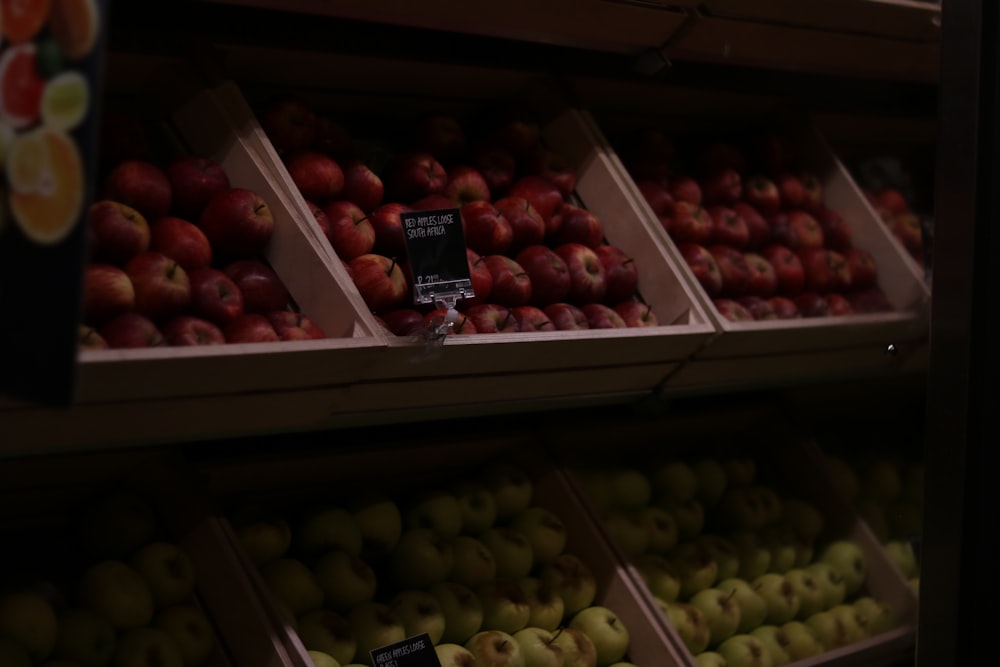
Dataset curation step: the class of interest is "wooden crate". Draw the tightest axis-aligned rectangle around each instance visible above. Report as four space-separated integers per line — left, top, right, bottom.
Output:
0 450 294 667
566 77 931 386
205 45 717 408
194 434 689 667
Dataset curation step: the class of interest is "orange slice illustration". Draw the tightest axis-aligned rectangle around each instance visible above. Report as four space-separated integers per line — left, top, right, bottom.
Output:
1 0 52 44
49 0 100 60
9 127 84 244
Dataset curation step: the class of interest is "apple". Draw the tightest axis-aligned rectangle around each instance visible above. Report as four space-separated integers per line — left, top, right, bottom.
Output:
161 315 225 346
544 302 590 330
466 303 520 333
233 512 291 566
797 173 823 212
689 587 741 646
260 557 325 616
389 528 455 589
669 541 719 599
198 187 274 259
103 159 172 221
791 291 828 318
781 568 824 620
887 212 925 259
309 650 344 667
760 245 805 296
668 201 713 244
554 243 607 304
512 244 569 306
153 603 217 667
662 601 710 655
369 202 412 259
450 480 498 534
706 205 749 248
845 247 878 290
696 535 740 582
633 553 681 602
511 627 563 667
579 303 625 329
819 540 867 597
341 160 385 213
876 187 909 216
803 561 846 610
79 324 110 350
436 643 479 667
322 200 376 261
285 149 345 202
219 258 286 315
481 462 534 519
737 296 776 320
410 113 466 165
752 573 800 625
669 175 702 206
847 287 894 313
82 263 135 324
613 300 658 327
465 630 526 667
825 293 854 316
816 207 853 251
267 310 325 340
677 242 723 297
701 167 742 206
0 592 58 663
223 313 280 343
313 550 377 611
694 652 727 667
480 526 535 580
111 627 184 667
509 175 564 230
637 179 675 217
715 578 767 633
749 625 792 666
386 152 448 203
569 606 629 666
591 245 639 305
804 610 850 650
708 245 750 297
445 165 491 205
296 505 363 557
771 210 824 251
853 596 897 636
764 296 798 319
488 115 542 157
257 94 317 155
527 146 577 199
348 602 406 665
461 248 494 308
130 541 197 608
406 489 463 539
492 196 546 253
473 144 518 196
431 582 484 645
164 154 230 218
51 607 116 667
348 253 409 314
476 580 531 635
550 627 596 667
450 536 498 589
461 200 513 256
124 251 191 321
885 540 919 579
78 560 155 630
511 305 557 332
539 553 596 617
742 176 780 215
484 254 533 307
551 203 604 249
87 200 150 265
389 589 447 645
798 248 851 293
148 216 212 272
716 633 772 667
518 578 565 632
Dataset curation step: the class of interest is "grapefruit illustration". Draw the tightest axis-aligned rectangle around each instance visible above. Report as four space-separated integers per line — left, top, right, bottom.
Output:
9 127 84 244
0 42 44 129
1 0 51 44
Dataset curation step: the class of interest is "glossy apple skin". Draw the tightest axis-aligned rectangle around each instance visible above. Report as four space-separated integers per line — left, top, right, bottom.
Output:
484 255 532 308
100 312 166 348
164 154 231 218
103 159 172 221
342 160 385 213
461 201 513 256
544 303 590 330
322 200 376 261
596 245 639 304
555 243 607 305
163 315 226 345
285 149 345 202
514 244 570 307
88 200 151 266
198 187 275 259
82 263 136 324
224 259 290 314
349 253 410 314
124 251 192 321
149 216 213 272
189 267 244 326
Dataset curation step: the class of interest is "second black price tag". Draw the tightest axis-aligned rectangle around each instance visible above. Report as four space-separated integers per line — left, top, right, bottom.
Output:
399 207 472 305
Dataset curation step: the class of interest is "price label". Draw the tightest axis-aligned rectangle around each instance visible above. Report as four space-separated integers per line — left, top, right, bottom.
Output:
399 207 472 305
370 633 441 667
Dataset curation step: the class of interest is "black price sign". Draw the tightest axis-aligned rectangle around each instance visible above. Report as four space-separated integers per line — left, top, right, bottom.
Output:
399 207 472 305
370 633 441 667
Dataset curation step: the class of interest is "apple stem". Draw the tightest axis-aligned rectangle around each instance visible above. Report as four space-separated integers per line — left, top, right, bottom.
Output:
551 627 566 641
501 308 515 329
387 257 399 276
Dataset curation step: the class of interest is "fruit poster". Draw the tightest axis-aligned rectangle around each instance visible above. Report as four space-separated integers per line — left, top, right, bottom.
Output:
0 0 108 405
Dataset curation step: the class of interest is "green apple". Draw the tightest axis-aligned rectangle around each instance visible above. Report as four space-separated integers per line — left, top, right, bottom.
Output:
313 550 377 611
549 627 596 667
450 536 498 589
650 460 697 502
828 603 867 643
779 620 822 660
296 609 357 665
111 628 183 667
434 642 478 667
232 513 292 566
78 491 157 559
637 506 679 554
605 466 653 510
819 540 867 597
662 602 710 655
778 498 824 543
510 507 567 566
429 582 484 645
852 596 896 636
259 558 324 616
0 591 58 662
803 562 846 609
464 630 526 667
308 650 342 667
694 651 727 667
451 481 499 535
477 580 531 635
481 463 534 521
660 497 705 542
749 625 791 666
406 490 463 539
130 541 197 609
824 456 860 501
569 605 629 666
347 602 405 666
804 610 850 650
480 527 534 581
538 554 596 617
632 553 681 603
721 457 756 487
350 493 402 558
729 531 771 581
716 633 772 667
751 574 799 625
52 608 116 667
717 578 766 633
388 589 446 645
669 542 719 599
695 535 740 581
715 488 768 533
688 587 740 647
152 604 216 667
78 561 154 631
601 511 649 558
296 507 363 559
518 578 565 632
783 569 825 619
758 525 797 574
0 638 31 667
388 528 455 589
512 627 563 667
693 458 728 507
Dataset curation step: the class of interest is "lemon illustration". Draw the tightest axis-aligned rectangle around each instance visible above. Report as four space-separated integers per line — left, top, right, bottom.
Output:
41 70 89 131
6 128 50 194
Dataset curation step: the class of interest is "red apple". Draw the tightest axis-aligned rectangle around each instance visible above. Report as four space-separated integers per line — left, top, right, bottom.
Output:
100 312 165 348
508 175 564 229
463 248 493 308
768 295 801 319
88 200 150 266
511 305 556 332
770 210 824 250
348 253 409 314
223 259 290 314
162 315 226 346
732 202 770 249
103 159 172 221
444 165 491 205
596 244 639 304
714 298 754 322
845 247 878 290
825 293 854 316
305 199 332 240
494 196 545 253
267 310 326 340
198 187 274 259
423 308 478 335
258 95 318 155
370 202 412 259
314 115 354 161
799 248 851 293
555 242 607 304
637 180 675 217
551 203 605 249
341 160 385 213
472 144 518 196
677 242 723 297
188 267 245 325
700 167 742 205
484 254 532 307
124 251 191 321
877 188 909 217
224 313 281 343
743 252 778 296
514 244 571 307
793 292 829 317
761 244 806 296
164 154 231 218
580 303 626 329
800 173 824 212
383 308 429 336
669 175 702 206
544 302 590 330
461 201 513 256
668 201 714 244
322 200 376 260
465 303 520 333
488 116 541 157
886 213 924 259
526 146 577 199
614 300 658 327
742 175 781 216
82 263 135 324
816 207 853 251
410 114 467 165
707 205 749 248
776 173 806 210
285 150 345 203
386 152 448 203
149 216 213 271
738 295 778 320
708 244 751 297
